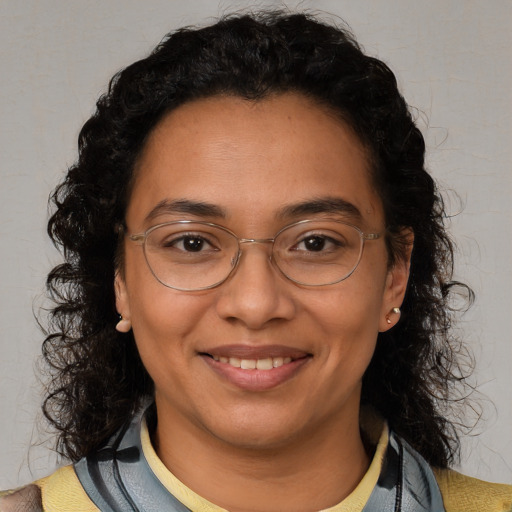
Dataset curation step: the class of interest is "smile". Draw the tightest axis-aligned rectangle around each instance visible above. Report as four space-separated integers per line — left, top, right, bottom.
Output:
210 355 293 370
200 345 311 391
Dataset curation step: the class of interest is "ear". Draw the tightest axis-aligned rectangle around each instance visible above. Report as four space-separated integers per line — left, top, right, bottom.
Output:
115 271 132 332
379 229 414 332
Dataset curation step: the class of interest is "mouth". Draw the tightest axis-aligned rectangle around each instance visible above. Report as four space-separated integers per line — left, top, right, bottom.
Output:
199 345 311 391
200 344 310 369
206 354 294 370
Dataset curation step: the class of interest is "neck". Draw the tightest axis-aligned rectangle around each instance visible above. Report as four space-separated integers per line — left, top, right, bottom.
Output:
152 402 371 512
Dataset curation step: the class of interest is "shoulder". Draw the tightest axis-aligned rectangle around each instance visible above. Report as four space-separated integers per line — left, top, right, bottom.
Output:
433 467 512 512
0 484 43 512
1 465 98 512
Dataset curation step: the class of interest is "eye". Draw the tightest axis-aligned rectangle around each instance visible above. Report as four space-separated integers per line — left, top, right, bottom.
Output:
161 233 218 253
298 235 329 252
294 233 344 253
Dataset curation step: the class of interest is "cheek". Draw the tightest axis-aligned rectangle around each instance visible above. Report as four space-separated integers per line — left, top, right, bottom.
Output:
303 273 387 370
124 248 210 344
131 289 210 347
128 287 215 395
307 278 385 336
124 253 214 376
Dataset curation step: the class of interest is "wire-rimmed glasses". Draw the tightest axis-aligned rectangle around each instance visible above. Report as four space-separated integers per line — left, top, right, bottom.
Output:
127 219 380 291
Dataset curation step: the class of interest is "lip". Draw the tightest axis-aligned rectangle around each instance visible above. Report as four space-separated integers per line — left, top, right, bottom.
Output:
199 344 312 392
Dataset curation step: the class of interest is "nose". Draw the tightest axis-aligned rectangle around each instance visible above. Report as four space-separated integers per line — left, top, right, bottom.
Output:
215 242 296 329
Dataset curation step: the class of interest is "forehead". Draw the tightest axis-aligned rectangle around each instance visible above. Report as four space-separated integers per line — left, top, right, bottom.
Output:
127 93 383 231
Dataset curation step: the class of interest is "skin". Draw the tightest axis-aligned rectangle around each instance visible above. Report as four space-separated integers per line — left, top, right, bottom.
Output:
115 93 411 511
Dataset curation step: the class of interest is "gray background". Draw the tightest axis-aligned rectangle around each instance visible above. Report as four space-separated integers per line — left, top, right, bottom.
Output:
0 0 510 488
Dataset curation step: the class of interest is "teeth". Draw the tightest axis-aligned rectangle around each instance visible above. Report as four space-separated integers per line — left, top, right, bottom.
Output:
211 355 295 370
256 358 273 370
272 357 283 367
229 357 241 367
240 359 256 369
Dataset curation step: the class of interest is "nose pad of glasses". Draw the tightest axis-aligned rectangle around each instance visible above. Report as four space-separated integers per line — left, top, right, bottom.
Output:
230 249 243 269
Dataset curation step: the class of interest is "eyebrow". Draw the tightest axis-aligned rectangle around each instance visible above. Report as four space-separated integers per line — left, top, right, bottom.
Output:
145 199 227 222
144 196 362 224
277 197 363 222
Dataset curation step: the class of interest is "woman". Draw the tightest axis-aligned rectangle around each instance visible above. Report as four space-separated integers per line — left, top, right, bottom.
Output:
1 11 510 512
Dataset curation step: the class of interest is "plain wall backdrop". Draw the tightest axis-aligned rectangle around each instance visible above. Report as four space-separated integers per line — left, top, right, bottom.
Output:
0 0 510 488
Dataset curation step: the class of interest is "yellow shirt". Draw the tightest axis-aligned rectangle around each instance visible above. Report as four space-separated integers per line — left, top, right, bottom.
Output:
139 419 390 512
1 420 511 511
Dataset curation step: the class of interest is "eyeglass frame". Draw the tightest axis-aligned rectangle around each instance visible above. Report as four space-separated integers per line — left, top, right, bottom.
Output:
126 219 381 291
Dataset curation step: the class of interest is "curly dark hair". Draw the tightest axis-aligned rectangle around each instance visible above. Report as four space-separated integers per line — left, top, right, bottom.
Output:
43 10 473 467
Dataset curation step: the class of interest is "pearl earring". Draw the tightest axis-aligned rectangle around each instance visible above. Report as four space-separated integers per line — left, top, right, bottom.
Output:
386 307 401 325
116 316 132 333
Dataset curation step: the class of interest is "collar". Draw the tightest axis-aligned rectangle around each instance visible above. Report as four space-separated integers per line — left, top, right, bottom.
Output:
74 405 445 512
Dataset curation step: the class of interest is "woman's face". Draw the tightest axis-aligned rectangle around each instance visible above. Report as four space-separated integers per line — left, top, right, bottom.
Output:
116 93 409 450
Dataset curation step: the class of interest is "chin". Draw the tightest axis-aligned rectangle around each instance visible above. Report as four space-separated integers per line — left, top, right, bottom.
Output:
202 411 312 452
212 429 298 452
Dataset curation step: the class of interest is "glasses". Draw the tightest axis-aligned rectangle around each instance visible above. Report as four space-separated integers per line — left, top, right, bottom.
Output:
128 220 380 291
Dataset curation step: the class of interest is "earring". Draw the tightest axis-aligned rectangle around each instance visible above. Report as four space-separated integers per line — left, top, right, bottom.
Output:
116 315 132 333
386 307 401 325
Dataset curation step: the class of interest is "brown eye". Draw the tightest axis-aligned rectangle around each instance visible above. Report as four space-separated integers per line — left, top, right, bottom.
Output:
175 236 207 252
302 236 327 251
294 234 344 253
158 233 218 253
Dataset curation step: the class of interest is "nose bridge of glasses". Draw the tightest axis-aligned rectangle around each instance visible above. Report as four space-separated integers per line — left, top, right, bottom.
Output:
237 237 277 259
235 238 276 265
238 237 275 245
